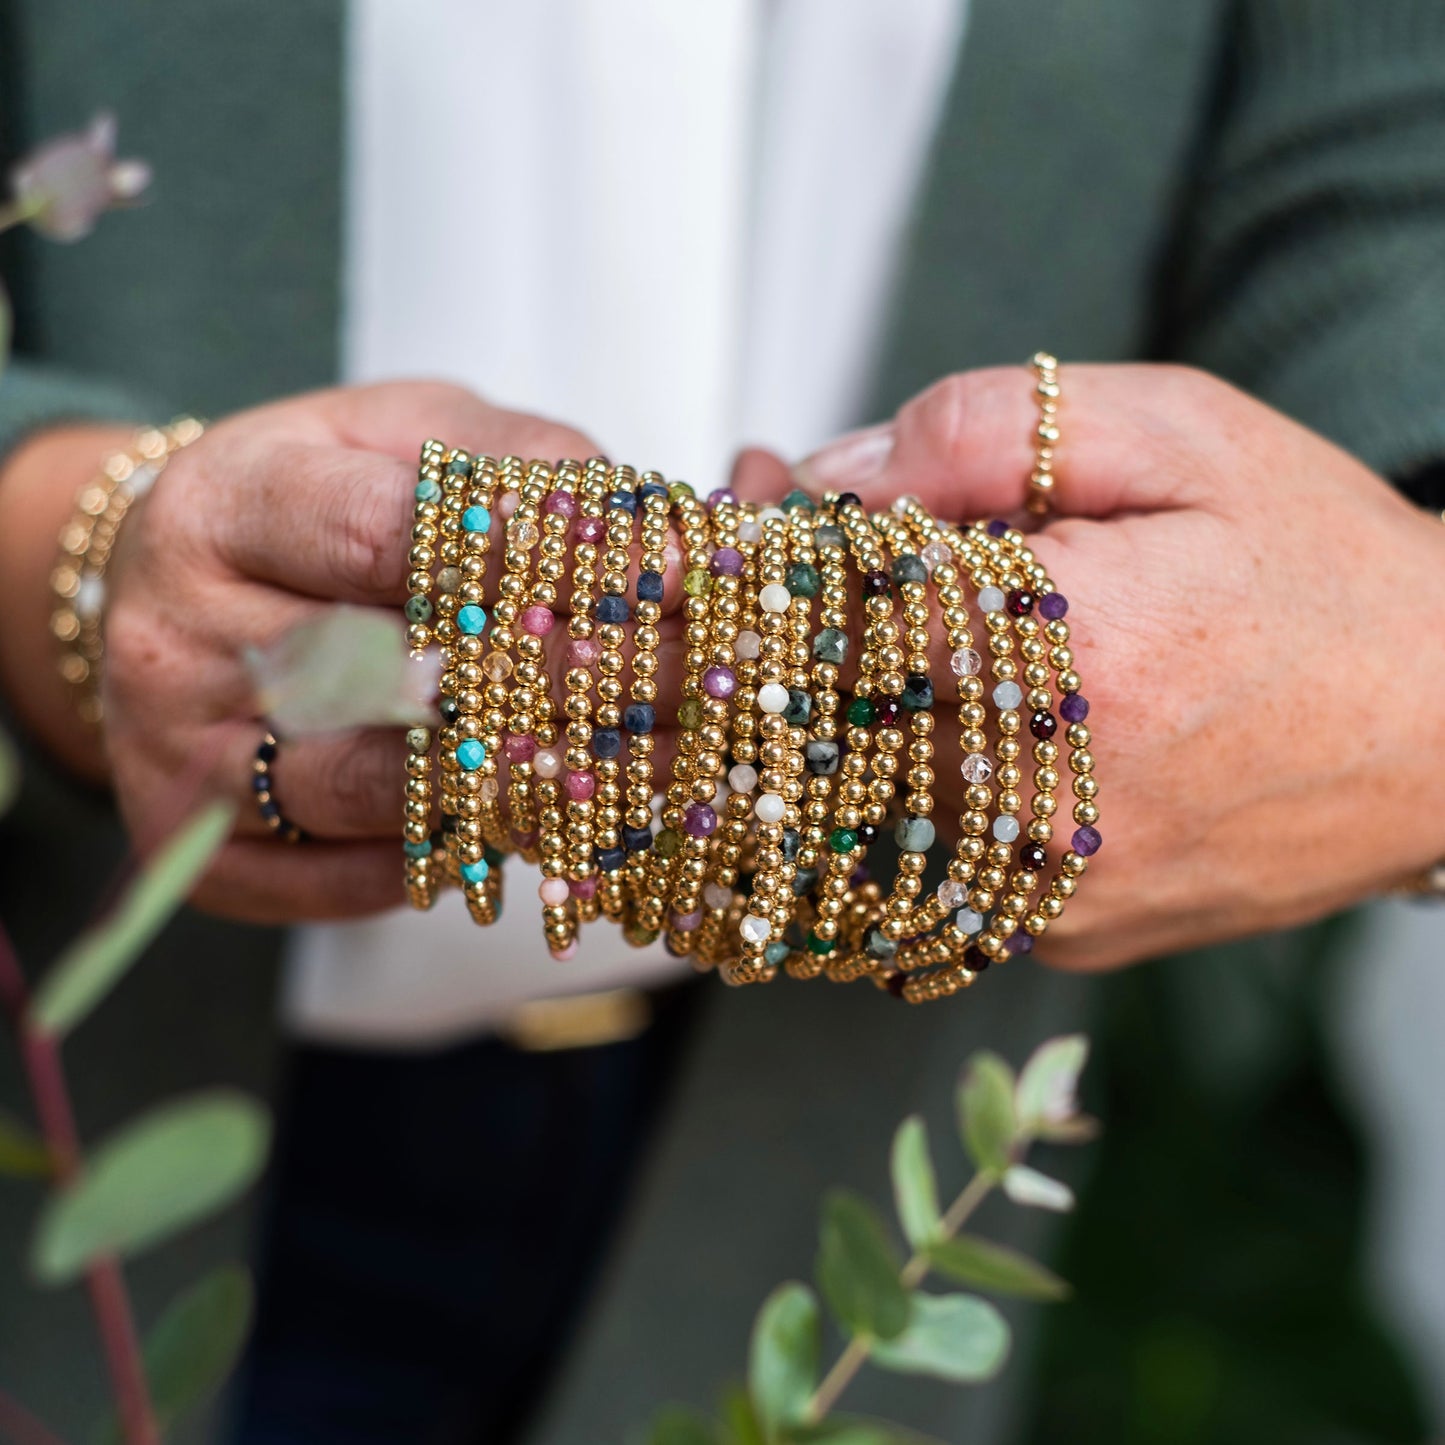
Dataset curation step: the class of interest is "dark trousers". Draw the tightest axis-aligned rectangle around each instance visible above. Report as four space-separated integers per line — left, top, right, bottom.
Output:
232 990 693 1445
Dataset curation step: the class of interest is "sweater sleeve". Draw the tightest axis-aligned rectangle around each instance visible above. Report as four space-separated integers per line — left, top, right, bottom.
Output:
0 355 158 464
1164 0 1445 498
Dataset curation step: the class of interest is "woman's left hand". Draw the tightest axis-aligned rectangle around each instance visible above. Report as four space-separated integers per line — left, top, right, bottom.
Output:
749 364 1445 971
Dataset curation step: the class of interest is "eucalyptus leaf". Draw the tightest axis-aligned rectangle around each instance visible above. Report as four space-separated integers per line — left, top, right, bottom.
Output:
1014 1034 1089 1138
647 1407 718 1445
956 1052 1016 1175
96 1265 253 1443
889 1117 941 1250
720 1385 767 1445
748 1282 819 1434
0 724 18 816
870 1291 1010 1383
0 1109 51 1179
28 800 236 1040
31 1090 270 1284
815 1190 909 1342
1002 1164 1075 1213
245 606 437 735
926 1235 1069 1302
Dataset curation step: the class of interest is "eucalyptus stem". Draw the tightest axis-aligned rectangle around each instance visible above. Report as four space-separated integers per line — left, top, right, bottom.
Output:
806 1169 998 1422
0 198 43 234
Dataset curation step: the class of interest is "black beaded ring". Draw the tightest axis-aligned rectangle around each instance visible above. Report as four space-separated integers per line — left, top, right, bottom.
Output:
252 729 306 844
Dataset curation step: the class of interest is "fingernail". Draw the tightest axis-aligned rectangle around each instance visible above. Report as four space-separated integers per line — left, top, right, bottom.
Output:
795 424 894 492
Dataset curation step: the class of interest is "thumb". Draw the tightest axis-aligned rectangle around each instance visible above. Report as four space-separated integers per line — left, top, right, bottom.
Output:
727 445 792 505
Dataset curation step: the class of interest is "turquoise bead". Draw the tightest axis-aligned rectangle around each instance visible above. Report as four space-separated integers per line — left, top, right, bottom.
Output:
414 477 442 504
403 839 432 859
455 739 486 771
447 456 472 476
895 816 936 852
461 858 490 883
463 505 492 534
404 595 432 623
457 604 487 635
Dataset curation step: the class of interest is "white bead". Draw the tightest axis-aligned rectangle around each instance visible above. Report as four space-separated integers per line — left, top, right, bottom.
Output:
978 585 1006 613
728 763 758 793
993 814 1021 843
758 506 787 525
921 541 953 572
950 646 981 678
754 793 786 824
533 749 562 779
739 913 772 945
126 462 160 497
539 878 569 906
892 494 918 515
757 682 790 714
74 574 106 622
937 879 969 909
703 882 734 910
992 681 1023 711
759 583 792 613
735 630 762 659
960 753 993 783
955 907 984 935
737 520 762 543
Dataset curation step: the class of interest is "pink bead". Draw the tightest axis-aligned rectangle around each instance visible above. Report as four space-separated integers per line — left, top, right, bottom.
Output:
565 770 596 801
503 735 536 763
533 749 562 779
567 637 601 667
570 876 599 901
552 940 579 961
671 908 703 932
575 516 605 543
498 491 520 520
539 877 570 906
521 605 556 635
544 490 578 518
510 828 539 848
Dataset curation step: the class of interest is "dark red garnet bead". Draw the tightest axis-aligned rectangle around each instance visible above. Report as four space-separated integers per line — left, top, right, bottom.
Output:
1005 588 1036 617
963 945 990 972
836 491 862 509
1019 842 1048 871
885 971 909 998
857 822 880 846
1029 709 1058 740
863 569 891 597
876 697 903 727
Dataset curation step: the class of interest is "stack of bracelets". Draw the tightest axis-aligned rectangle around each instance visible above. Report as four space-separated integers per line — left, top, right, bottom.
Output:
399 442 1100 1003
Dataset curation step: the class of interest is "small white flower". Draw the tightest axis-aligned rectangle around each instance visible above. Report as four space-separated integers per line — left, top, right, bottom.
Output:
10 113 152 242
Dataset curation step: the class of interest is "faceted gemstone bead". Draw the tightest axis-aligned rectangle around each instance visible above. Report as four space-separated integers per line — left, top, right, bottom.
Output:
462 505 492 533
519 605 553 635
539 877 570 906
780 488 815 513
544 490 577 517
565 770 596 801
1006 932 1035 955
455 739 486 771
405 595 433 624
737 519 763 543
784 689 812 725
735 630 762 659
978 585 1006 613
806 931 834 956
533 749 562 779
1030 710 1058 740
566 637 600 668
637 569 665 602
439 697 461 724
728 762 758 793
704 882 734 909
415 477 442 504
895 816 935 851
258 799 280 822
704 666 737 700
457 603 487 634
403 839 432 859
678 698 705 729
857 822 880 846
509 520 539 547
964 945 990 971
755 793 786 824
482 651 514 681
571 876 599 900
921 541 953 572
707 486 737 508
575 515 605 543
595 845 627 872
1019 842 1048 871
815 525 846 549
865 928 898 960
955 907 984 935
986 519 1009 538
786 562 821 597
477 778 499 801
639 481 670 501
902 673 934 710
791 866 819 896
885 971 908 998
406 726 431 754
960 753 993 783
847 697 875 726
1039 591 1070 621
950 646 982 678
461 858 490 884
655 828 682 859
780 829 801 861
764 940 791 965
683 568 712 597
937 879 969 909
446 456 471 477
837 491 862 508
892 554 928 585
668 481 695 502
608 489 637 513
876 697 902 727
993 814 1021 843
498 492 521 520
710 547 745 577
592 728 622 759
684 802 718 838
863 569 891 597
757 682 790 714
830 827 859 853
759 583 793 613
1005 588 1036 617
992 681 1023 710
739 914 771 945
624 702 656 733
623 824 654 852
1072 825 1102 856
805 739 840 775
1060 693 1090 723
671 908 703 932
813 628 848 664
437 566 463 594
595 595 628 623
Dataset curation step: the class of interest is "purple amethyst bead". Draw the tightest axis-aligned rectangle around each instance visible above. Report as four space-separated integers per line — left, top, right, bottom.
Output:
1072 825 1102 857
1039 591 1069 621
671 907 703 931
683 802 718 838
1060 693 1090 723
986 519 1009 538
703 665 737 700
710 546 745 577
707 487 738 509
1006 932 1034 956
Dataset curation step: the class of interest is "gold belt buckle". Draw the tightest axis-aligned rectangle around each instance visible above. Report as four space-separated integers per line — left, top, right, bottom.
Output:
496 987 653 1052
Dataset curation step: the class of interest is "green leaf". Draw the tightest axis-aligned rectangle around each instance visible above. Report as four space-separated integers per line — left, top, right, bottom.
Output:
815 1190 909 1343
97 1265 254 1443
748 1283 819 1434
720 1385 767 1445
889 1117 941 1250
1001 1164 1075 1212
647 1407 718 1445
0 1109 51 1178
956 1052 1016 1175
31 1090 271 1284
926 1235 1069 1302
870 1291 1010 1384
0 724 18 816
1014 1034 1089 1139
28 800 236 1040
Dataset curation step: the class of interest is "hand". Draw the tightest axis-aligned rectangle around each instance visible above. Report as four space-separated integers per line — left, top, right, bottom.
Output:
773 365 1445 971
96 381 606 923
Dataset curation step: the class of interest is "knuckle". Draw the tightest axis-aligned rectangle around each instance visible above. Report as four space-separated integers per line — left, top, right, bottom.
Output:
324 460 410 599
311 734 396 823
904 368 1020 466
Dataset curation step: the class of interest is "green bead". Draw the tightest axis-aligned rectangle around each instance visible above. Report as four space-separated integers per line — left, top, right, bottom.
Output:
656 828 682 859
404 595 433 623
815 525 846 549
847 697 876 726
895 816 936 852
807 931 835 955
764 940 791 966
679 698 705 730
891 554 928 585
668 481 696 502
813 627 848 664
683 568 713 597
626 925 660 947
414 477 443 503
446 456 472 476
785 562 821 597
784 689 812 726
829 827 859 854
780 488 816 513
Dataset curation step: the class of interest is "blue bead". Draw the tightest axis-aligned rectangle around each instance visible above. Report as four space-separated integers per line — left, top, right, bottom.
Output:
414 478 442 504
463 505 492 533
258 800 280 822
457 604 487 635
251 773 270 793
595 595 629 623
461 858 490 883
623 824 654 852
593 728 622 760
455 739 486 771
595 845 627 872
624 703 655 734
638 481 670 501
637 570 665 602
607 490 637 514
403 839 432 859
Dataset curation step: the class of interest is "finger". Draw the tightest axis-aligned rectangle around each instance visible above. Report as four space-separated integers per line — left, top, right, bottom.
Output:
194 837 404 923
794 364 1215 521
728 445 792 504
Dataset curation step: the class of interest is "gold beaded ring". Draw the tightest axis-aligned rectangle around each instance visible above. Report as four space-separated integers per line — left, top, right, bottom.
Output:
1027 351 1060 518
